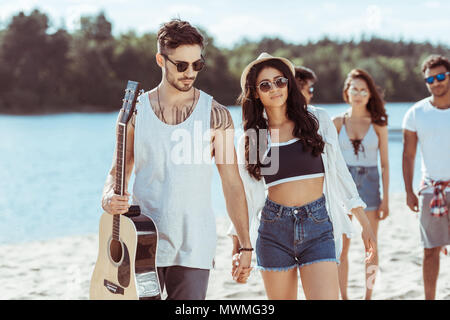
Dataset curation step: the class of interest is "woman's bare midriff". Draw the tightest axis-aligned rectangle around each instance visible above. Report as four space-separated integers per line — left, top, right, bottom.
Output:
267 176 324 207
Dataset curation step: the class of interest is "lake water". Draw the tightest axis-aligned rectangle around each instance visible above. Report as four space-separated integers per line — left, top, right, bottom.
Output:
0 102 422 244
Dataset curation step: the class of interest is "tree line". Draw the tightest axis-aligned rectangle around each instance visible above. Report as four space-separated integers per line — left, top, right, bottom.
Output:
0 9 449 114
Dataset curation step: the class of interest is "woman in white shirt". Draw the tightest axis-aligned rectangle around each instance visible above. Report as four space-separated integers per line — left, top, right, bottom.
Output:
229 53 376 300
333 69 389 300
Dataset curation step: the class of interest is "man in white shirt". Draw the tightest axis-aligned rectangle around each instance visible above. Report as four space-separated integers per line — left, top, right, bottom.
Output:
402 54 450 300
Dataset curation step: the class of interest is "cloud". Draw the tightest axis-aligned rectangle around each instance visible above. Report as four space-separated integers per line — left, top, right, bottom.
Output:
0 0 63 29
209 14 288 46
322 2 338 12
67 0 127 4
0 0 40 21
365 5 382 31
0 1 449 46
167 4 204 16
423 1 441 8
65 4 102 31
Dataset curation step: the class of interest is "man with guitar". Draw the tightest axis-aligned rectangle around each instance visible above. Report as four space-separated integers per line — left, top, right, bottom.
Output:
101 19 252 300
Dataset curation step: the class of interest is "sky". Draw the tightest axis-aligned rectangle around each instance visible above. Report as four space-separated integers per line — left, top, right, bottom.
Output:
0 0 449 48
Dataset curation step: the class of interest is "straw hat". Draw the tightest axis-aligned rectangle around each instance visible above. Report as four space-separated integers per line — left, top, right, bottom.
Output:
240 52 296 91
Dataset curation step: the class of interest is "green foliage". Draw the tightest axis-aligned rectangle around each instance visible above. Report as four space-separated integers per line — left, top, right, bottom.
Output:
0 9 449 114
0 9 63 112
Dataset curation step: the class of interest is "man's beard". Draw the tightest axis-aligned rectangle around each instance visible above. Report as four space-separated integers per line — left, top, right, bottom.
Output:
430 84 450 98
165 66 195 92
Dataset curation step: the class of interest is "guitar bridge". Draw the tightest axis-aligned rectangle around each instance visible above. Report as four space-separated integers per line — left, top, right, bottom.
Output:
104 279 124 295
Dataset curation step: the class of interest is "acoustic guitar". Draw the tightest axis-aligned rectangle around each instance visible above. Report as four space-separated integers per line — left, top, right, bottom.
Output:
90 81 161 300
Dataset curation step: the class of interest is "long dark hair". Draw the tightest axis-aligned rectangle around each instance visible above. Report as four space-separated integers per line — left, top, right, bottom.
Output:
343 69 388 126
238 59 325 180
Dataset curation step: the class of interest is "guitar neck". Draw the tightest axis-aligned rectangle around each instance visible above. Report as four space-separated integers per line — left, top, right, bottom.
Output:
113 123 127 241
111 80 140 242
114 123 127 196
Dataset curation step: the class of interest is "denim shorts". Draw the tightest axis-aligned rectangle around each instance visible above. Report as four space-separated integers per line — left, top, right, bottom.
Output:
347 165 381 211
255 195 338 271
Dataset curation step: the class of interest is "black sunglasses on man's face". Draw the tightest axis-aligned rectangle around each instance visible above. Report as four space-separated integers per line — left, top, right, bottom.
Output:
161 54 205 73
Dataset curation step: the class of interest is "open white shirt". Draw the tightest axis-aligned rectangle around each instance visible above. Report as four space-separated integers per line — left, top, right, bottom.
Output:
228 105 366 260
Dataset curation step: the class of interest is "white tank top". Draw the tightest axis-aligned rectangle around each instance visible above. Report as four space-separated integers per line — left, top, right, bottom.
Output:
338 120 379 167
132 89 216 269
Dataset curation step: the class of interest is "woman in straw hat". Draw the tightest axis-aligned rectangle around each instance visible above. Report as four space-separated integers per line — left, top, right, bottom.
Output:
228 53 377 299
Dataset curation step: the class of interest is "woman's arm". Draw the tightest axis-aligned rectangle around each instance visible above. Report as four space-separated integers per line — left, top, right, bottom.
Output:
320 109 377 262
351 206 377 263
375 124 389 219
332 115 344 134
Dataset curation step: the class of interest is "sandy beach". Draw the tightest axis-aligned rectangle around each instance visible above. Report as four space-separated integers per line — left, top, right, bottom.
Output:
1 193 449 300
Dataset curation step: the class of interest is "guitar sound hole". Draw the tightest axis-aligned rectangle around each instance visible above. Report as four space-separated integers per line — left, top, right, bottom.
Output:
110 239 123 263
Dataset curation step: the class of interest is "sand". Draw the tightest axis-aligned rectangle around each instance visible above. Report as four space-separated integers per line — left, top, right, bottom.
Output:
1 193 449 300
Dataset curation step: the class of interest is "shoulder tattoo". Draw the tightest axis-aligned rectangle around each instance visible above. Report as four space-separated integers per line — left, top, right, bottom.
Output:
211 99 233 130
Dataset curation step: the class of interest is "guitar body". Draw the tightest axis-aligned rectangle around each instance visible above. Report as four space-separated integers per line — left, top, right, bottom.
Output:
90 81 161 300
90 206 161 300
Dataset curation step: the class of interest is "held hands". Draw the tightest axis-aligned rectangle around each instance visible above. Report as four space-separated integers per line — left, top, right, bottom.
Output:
232 252 253 283
231 236 253 284
103 191 131 215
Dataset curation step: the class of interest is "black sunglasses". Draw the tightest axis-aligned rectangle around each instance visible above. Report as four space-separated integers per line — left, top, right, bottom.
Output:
162 54 205 73
424 72 450 84
257 77 288 92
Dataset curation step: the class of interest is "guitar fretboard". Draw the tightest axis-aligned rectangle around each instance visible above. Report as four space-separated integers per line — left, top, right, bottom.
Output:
111 80 139 242
113 123 127 241
114 123 127 196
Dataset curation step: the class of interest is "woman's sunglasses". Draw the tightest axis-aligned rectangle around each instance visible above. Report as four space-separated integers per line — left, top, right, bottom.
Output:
424 72 450 84
257 77 288 92
162 54 205 73
349 88 369 97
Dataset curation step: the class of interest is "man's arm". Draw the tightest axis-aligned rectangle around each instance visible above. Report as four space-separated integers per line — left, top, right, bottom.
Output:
211 100 251 247
402 129 419 212
101 111 135 214
211 100 252 281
